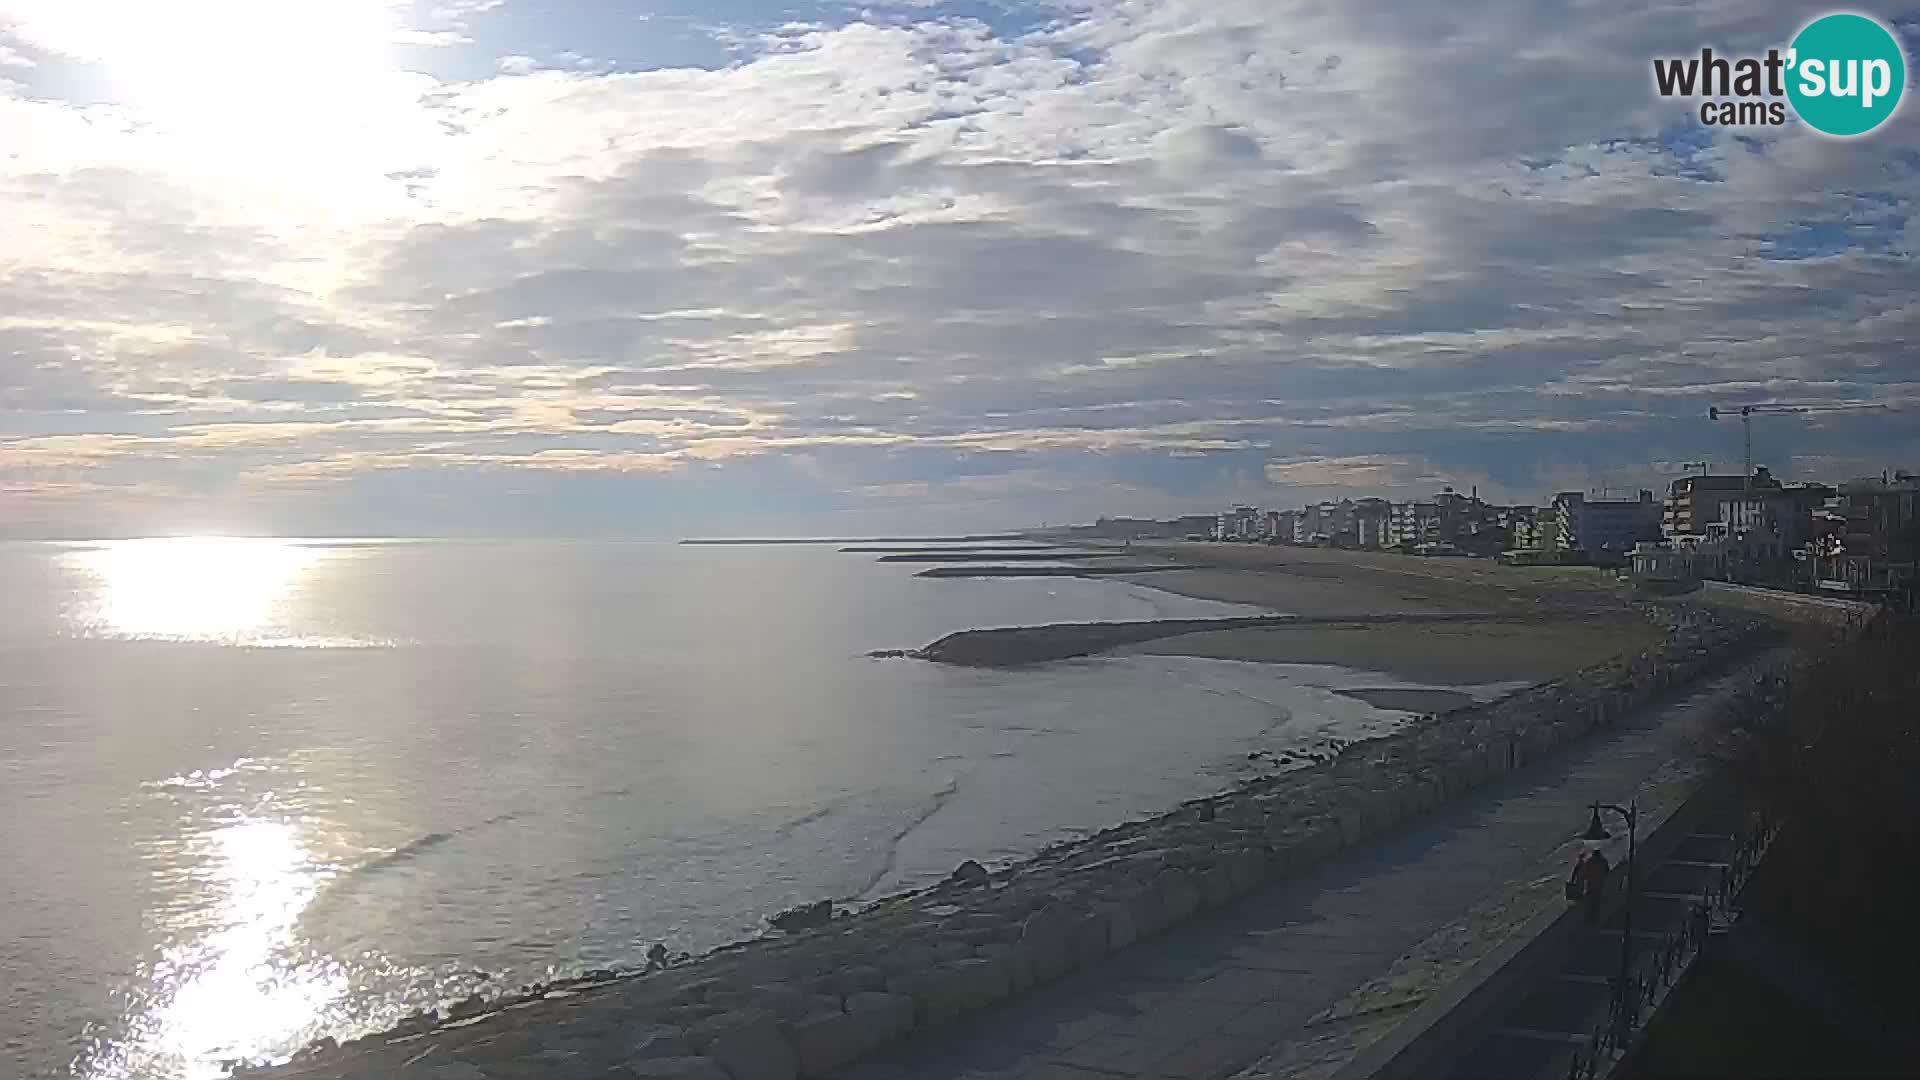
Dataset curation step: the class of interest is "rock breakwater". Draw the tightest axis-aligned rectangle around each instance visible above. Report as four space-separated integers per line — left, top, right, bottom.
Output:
912 564 1203 579
241 605 1771 1080
916 612 1523 667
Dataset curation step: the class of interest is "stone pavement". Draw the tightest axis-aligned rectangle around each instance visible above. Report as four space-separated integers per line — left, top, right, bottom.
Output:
836 660 1778 1080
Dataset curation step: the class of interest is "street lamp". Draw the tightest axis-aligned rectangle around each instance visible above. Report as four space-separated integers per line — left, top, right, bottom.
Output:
1584 800 1640 1042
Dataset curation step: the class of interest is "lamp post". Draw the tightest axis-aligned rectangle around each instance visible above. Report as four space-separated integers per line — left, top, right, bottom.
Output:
1584 800 1639 1041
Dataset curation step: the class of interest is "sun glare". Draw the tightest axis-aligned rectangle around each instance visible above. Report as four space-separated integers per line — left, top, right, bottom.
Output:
8 0 425 200
87 816 346 1080
69 537 320 644
29 0 400 117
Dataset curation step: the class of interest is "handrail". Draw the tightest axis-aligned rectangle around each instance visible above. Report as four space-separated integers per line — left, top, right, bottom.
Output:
1560 808 1778 1080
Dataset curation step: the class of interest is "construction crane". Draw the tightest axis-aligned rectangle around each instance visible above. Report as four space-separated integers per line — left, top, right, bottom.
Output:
1707 402 1889 489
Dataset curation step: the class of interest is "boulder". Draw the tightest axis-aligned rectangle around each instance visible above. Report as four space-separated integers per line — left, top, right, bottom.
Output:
977 942 1033 993
1097 900 1139 951
816 964 884 998
1151 868 1202 926
1066 909 1111 967
944 860 990 888
464 1026 541 1060
875 943 938 976
1123 882 1169 939
1227 846 1270 895
931 939 974 964
1197 865 1236 910
786 1011 870 1078
1335 807 1367 848
688 1009 798 1080
748 984 815 1021
626 1058 731 1080
845 991 915 1044
625 1023 695 1060
1018 905 1076 984
946 956 1013 1012
770 901 834 934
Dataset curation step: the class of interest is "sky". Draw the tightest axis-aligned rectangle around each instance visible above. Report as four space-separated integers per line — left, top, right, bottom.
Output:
0 0 1916 539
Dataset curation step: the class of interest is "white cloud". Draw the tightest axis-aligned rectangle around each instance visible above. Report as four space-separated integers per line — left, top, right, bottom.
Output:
0 0 1915 536
393 29 470 47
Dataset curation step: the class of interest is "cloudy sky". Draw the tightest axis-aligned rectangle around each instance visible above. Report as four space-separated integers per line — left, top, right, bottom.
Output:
1 1 1916 538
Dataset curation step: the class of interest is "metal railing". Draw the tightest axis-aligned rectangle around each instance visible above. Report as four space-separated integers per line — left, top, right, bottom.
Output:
1561 809 1778 1080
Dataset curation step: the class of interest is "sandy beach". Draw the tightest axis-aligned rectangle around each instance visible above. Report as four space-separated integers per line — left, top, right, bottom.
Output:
1113 619 1655 686
1126 542 1631 615
1090 542 1659 686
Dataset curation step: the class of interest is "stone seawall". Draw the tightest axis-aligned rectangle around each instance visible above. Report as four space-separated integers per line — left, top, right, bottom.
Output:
245 605 1773 1080
1697 582 1879 633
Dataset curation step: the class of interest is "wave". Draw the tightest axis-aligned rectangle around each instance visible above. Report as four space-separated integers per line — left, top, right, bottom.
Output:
850 773 966 902
301 811 528 926
354 831 457 875
771 795 852 841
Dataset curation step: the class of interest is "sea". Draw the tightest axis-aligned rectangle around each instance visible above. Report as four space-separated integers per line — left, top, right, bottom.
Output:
0 539 1497 1079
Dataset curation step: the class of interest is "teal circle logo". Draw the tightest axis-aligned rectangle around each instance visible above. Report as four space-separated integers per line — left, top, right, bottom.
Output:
1786 13 1907 137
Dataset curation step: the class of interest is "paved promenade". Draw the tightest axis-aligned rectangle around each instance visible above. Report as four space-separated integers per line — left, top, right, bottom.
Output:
837 658 1777 1080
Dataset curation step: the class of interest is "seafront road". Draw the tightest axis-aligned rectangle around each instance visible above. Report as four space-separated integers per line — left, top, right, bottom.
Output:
835 656 1780 1080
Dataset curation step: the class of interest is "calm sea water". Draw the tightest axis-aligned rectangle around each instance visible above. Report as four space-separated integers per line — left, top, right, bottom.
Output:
0 539 1487 1079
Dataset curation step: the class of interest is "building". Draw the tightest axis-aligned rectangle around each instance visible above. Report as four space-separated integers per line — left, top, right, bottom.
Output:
1267 503 1297 538
1354 498 1392 549
1172 514 1220 540
1663 470 1777 541
1552 490 1661 557
1830 473 1919 560
1721 483 1830 556
1079 517 1170 541
1292 501 1352 545
1390 501 1438 548
1503 506 1548 551
1432 486 1486 543
1216 504 1262 541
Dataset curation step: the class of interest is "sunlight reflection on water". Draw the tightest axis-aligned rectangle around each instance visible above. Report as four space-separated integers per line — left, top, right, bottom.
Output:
66 539 321 645
85 815 347 1080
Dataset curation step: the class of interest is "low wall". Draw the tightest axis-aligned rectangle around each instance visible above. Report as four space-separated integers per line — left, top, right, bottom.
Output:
244 607 1774 1080
1698 582 1878 634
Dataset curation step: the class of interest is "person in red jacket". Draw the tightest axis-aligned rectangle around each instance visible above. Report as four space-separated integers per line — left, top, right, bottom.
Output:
1573 848 1611 923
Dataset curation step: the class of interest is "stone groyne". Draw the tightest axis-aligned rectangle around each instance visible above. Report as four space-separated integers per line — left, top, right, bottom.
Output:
912 563 1203 579
874 551 1132 563
913 612 1522 667
244 604 1773 1080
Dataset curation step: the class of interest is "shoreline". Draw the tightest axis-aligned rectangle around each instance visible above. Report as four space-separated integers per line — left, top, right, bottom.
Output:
891 547 1661 687
242 602 1782 1080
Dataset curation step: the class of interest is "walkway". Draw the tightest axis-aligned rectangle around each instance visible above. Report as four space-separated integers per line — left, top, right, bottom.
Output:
1439 821 1748 1080
835 658 1778 1080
